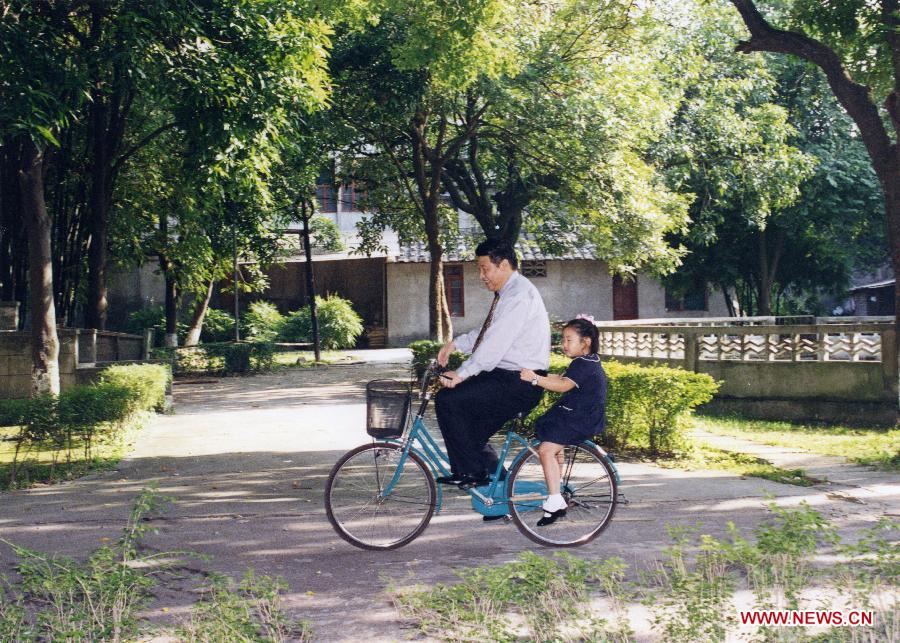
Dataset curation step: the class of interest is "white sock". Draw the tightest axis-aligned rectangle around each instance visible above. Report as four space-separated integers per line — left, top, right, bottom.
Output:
542 493 567 513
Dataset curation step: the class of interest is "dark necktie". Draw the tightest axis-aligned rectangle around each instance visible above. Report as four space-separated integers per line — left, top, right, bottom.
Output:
471 292 500 354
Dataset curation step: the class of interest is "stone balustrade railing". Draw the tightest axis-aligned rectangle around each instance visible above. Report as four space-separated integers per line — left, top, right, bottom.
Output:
597 322 890 365
594 318 897 426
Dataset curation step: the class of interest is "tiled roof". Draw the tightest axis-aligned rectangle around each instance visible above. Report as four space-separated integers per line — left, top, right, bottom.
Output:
394 233 597 263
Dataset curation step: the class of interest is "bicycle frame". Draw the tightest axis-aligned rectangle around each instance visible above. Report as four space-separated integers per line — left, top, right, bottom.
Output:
375 365 621 514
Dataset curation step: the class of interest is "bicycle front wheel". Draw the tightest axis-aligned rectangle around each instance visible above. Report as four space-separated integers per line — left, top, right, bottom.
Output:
325 442 436 550
508 443 617 547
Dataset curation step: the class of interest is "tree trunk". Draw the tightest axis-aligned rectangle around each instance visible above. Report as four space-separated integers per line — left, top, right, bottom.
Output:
18 139 59 395
410 112 453 342
301 200 321 360
757 229 772 316
722 287 736 317
163 268 179 348
183 280 215 347
423 195 452 342
85 99 110 330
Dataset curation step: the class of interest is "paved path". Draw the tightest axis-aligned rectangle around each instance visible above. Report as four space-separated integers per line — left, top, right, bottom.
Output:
0 352 896 641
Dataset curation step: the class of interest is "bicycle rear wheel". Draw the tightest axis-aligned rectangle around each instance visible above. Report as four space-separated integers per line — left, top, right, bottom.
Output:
508 443 617 547
325 442 436 550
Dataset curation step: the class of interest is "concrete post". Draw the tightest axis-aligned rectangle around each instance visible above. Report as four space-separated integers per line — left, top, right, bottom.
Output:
143 328 154 360
0 302 19 330
684 329 699 372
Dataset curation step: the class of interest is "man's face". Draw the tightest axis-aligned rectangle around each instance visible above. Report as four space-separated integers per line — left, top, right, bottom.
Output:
477 255 513 292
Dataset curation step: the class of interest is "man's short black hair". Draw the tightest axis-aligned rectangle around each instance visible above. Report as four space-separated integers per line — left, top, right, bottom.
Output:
475 238 518 270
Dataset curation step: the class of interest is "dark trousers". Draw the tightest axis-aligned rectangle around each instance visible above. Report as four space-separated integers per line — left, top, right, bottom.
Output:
435 369 544 477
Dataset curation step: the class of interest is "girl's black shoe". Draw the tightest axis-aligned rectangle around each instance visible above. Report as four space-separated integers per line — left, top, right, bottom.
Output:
536 508 566 527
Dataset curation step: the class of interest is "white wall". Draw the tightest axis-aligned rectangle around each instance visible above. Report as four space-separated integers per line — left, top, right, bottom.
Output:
386 260 730 346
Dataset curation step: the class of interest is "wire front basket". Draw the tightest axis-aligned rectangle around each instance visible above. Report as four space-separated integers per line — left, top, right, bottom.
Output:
366 379 413 439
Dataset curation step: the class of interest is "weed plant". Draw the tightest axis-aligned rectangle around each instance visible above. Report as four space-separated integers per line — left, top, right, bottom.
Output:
395 504 897 643
393 551 633 642
178 570 312 643
0 488 176 641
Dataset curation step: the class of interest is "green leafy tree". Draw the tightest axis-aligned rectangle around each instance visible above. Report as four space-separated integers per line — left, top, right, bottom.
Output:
725 0 899 362
655 4 818 315
437 0 688 277
329 1 523 341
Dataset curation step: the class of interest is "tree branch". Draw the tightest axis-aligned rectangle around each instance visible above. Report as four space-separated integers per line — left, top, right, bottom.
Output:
729 0 895 177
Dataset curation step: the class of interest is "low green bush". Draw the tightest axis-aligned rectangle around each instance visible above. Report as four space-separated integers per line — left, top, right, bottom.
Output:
153 342 275 376
408 340 465 377
204 342 275 374
526 356 719 457
0 367 169 489
200 308 237 343
99 363 170 413
241 301 284 341
279 295 363 349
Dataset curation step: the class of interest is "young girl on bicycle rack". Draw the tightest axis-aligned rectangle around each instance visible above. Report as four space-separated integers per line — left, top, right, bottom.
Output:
520 316 607 526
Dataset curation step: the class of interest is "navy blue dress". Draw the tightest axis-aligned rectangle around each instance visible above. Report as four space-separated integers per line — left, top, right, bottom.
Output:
535 354 607 445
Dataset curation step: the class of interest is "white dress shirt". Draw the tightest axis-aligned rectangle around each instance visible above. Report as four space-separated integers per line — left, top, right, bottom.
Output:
454 271 550 380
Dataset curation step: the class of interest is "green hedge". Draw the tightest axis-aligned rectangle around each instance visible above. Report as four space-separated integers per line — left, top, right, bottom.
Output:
99 363 170 413
525 356 718 457
0 363 170 488
152 341 275 376
408 340 465 377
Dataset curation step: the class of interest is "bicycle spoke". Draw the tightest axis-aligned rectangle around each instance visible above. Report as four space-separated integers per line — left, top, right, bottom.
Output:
325 443 436 550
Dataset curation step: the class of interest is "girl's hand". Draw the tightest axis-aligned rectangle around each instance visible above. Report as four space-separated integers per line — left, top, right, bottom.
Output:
520 368 536 382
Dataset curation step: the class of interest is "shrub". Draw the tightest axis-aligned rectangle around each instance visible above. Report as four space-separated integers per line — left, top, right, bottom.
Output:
279 295 363 349
204 342 275 374
125 305 166 336
241 301 284 341
408 340 465 377
0 369 169 489
154 343 274 376
201 308 236 343
99 363 170 413
526 358 719 457
125 306 188 345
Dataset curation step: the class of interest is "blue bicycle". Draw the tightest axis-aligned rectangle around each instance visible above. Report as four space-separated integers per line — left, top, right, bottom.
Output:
324 362 619 550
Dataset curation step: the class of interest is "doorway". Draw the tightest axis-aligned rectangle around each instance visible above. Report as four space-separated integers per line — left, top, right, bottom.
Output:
612 275 638 320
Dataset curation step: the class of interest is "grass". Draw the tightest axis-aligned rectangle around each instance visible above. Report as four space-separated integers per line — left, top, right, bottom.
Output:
1 489 313 642
694 414 900 471
0 421 139 491
272 350 359 368
394 505 898 643
657 442 824 486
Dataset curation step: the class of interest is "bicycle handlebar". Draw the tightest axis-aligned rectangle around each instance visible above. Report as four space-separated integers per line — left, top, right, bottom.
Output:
419 359 447 396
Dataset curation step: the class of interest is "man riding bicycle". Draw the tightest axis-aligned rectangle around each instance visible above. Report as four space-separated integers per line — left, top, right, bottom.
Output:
435 238 550 489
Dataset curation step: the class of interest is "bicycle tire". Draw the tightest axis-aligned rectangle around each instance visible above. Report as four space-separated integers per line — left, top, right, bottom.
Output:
325 442 436 550
507 443 617 547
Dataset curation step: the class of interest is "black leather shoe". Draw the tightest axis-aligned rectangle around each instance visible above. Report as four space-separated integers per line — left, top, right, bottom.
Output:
457 475 491 489
536 508 567 527
436 474 464 485
482 514 510 522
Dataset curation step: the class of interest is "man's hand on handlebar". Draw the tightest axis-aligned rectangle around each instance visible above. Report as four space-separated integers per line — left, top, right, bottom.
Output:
437 341 456 367
438 370 464 389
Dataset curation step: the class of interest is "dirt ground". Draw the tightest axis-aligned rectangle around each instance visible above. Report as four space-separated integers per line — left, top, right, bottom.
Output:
1 355 896 641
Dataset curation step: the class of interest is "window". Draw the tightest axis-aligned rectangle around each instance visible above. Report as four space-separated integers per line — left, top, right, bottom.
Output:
340 182 367 211
520 260 547 278
444 265 465 317
665 285 707 312
315 183 336 212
